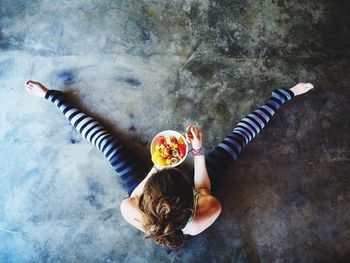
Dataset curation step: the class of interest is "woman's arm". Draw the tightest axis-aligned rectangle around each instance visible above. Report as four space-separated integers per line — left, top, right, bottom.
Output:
123 166 165 232
129 165 167 197
193 155 211 191
121 168 157 230
185 125 212 192
129 168 155 198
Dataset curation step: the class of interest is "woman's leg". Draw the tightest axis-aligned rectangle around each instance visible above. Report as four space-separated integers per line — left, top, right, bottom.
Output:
205 87 295 181
26 81 145 195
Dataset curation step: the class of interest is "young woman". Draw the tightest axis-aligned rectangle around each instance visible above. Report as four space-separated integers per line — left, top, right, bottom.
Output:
25 80 314 249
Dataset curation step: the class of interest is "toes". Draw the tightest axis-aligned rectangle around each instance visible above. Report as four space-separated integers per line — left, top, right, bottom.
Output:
305 83 314 90
26 80 34 87
26 80 39 86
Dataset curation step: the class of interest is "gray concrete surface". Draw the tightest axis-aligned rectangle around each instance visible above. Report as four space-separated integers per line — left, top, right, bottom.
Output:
1 0 350 262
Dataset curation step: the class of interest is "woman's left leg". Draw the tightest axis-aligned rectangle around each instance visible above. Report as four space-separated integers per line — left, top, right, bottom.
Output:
36 85 146 196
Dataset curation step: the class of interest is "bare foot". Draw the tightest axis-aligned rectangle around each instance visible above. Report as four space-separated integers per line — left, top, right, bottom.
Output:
25 80 49 98
289 83 314 96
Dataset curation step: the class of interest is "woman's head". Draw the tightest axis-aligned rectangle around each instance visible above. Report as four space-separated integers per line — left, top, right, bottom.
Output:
138 168 194 249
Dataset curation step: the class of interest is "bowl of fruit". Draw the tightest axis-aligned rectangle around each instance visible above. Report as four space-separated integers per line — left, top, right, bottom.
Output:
150 130 188 168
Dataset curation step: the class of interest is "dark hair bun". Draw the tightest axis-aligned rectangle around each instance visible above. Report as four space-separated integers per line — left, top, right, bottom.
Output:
164 229 184 249
139 168 194 250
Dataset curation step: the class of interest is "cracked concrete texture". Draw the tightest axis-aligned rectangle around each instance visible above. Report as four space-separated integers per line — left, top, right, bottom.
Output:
1 0 350 262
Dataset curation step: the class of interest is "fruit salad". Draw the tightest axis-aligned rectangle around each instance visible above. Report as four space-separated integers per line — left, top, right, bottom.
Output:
151 135 187 166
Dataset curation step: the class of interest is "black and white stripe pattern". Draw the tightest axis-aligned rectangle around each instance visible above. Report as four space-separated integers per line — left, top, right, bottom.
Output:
45 90 143 195
205 88 295 177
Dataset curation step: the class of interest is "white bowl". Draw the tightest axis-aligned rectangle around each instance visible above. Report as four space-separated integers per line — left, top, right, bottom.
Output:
150 130 189 168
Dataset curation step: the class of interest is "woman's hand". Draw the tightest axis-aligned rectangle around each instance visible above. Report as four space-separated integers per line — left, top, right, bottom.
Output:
289 83 314 96
185 124 202 150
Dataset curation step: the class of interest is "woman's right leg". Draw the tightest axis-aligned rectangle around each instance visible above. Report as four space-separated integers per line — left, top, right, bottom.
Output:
205 87 295 183
26 81 145 196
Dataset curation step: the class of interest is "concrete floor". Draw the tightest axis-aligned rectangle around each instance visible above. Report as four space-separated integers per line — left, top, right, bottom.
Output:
1 0 350 262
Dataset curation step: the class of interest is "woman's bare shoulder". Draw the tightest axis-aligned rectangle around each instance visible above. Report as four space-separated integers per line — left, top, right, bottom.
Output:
120 197 145 232
196 188 221 214
185 188 221 235
121 197 140 215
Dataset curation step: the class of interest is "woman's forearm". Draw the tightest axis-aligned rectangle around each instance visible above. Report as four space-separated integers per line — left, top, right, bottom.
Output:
130 168 156 197
194 155 211 192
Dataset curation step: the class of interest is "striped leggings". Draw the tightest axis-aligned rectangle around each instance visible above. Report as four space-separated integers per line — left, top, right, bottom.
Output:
44 87 294 195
